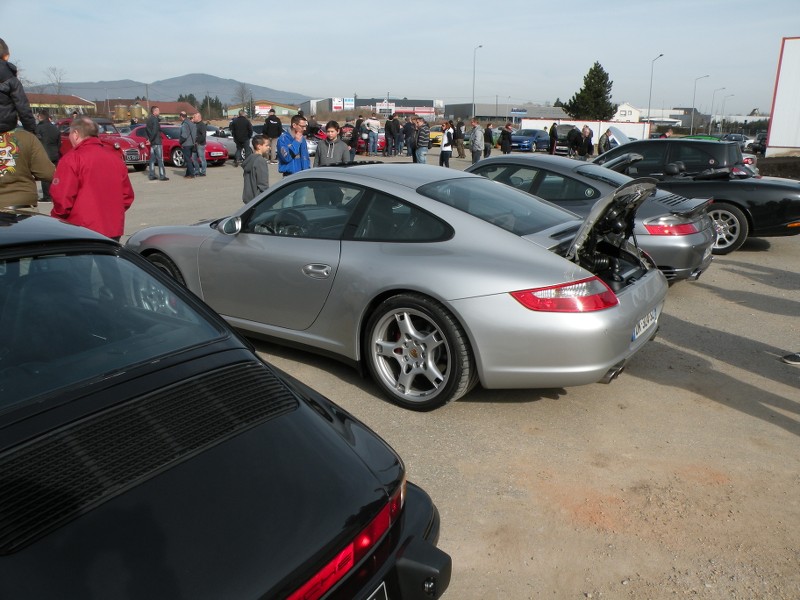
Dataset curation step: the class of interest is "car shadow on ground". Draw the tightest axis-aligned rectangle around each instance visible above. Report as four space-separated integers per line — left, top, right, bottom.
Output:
627 313 800 438
710 256 799 293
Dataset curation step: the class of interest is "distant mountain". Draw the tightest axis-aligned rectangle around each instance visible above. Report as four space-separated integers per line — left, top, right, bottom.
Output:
30 73 312 106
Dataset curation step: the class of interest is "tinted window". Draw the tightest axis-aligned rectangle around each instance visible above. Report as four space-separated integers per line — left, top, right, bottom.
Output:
161 126 181 140
622 142 669 176
243 180 364 239
352 193 449 242
535 173 600 202
0 252 224 412
418 177 576 236
671 144 724 171
470 163 539 194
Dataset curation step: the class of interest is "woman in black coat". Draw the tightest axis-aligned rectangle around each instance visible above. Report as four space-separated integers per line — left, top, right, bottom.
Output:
499 123 513 154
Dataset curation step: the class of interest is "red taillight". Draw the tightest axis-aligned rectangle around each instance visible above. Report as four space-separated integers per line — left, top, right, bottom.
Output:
643 221 700 235
510 277 618 312
287 480 406 600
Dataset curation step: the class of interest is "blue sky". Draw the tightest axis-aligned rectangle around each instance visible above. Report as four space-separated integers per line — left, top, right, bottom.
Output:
3 0 798 115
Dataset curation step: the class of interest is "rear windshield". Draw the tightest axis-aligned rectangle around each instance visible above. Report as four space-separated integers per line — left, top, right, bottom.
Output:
417 177 577 236
0 251 225 413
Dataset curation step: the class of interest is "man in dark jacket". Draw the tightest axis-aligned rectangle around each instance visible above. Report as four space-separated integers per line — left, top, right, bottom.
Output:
146 106 168 181
193 112 207 175
264 108 283 164
230 110 253 166
35 110 60 201
0 38 36 134
403 117 417 161
453 119 466 159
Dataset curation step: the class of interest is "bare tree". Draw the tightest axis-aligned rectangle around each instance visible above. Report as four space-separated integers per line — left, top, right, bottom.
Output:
45 67 67 116
233 82 249 112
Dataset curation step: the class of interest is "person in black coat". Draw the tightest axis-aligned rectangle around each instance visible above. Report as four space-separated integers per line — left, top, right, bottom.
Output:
499 123 513 154
35 110 60 201
230 110 253 166
548 122 558 154
0 38 36 134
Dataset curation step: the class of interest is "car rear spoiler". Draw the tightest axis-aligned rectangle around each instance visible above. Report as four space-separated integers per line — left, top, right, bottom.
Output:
670 196 712 218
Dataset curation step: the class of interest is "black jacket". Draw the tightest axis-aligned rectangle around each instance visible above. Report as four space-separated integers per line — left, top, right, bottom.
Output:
230 115 253 144
196 121 207 145
264 114 282 138
36 119 61 162
0 60 36 134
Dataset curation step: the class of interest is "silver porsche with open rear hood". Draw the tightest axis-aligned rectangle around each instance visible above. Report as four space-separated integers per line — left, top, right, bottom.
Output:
127 164 668 411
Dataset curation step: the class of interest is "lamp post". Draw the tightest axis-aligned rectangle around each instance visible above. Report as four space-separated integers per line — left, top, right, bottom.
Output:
721 94 734 133
644 53 663 138
690 74 709 135
472 44 482 118
709 87 725 134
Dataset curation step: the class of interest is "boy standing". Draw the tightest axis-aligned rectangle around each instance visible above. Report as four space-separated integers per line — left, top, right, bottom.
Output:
242 135 270 203
315 121 350 166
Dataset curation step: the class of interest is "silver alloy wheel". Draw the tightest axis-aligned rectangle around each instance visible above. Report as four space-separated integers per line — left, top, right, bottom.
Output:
708 202 748 254
171 147 185 167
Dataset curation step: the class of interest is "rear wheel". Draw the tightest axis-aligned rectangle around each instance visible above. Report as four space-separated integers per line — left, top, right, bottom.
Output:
364 294 477 411
146 252 186 286
709 202 749 255
170 147 185 168
133 164 146 172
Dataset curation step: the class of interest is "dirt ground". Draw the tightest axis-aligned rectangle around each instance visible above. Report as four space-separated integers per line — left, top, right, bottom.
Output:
119 153 800 599
759 156 800 179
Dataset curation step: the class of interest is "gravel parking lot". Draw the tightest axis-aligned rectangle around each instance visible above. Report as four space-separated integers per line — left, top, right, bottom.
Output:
120 152 800 599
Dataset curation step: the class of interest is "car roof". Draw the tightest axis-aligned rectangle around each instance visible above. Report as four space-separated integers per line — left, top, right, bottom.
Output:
0 210 117 248
306 163 477 189
473 153 583 174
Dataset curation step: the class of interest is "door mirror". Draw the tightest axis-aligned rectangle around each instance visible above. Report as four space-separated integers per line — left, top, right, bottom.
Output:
218 216 242 235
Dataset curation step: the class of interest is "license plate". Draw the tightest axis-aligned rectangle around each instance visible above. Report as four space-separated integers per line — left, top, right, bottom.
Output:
632 307 658 341
210 152 224 157
367 582 388 600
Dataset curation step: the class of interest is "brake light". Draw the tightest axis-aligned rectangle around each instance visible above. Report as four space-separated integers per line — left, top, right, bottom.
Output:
510 277 618 312
643 220 700 235
287 480 406 600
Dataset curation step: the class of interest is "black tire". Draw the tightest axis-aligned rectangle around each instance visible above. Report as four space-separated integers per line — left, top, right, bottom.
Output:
171 147 185 168
709 202 749 255
133 164 147 172
147 252 186 286
364 293 478 411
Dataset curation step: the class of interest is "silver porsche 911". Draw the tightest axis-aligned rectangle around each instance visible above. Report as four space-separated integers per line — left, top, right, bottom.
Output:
126 164 668 411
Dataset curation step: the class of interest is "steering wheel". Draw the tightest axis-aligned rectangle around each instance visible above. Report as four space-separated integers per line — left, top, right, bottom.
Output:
272 208 309 236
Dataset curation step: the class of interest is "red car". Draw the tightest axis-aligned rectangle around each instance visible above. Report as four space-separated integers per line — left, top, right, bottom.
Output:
356 127 387 154
57 118 149 171
127 124 228 168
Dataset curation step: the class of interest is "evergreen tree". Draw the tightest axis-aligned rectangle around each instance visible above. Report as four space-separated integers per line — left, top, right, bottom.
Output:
563 62 617 120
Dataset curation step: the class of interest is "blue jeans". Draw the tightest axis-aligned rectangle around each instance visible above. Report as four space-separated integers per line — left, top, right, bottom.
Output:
182 145 196 176
368 131 378 154
415 147 428 164
149 144 165 179
195 143 207 174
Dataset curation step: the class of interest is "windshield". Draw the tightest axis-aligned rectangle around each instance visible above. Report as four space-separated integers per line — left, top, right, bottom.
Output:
0 251 225 412
97 122 120 135
517 130 536 136
417 177 577 236
576 164 632 187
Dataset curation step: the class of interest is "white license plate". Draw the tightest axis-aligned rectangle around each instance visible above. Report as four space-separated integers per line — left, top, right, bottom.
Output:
209 152 224 157
367 582 388 600
632 307 658 341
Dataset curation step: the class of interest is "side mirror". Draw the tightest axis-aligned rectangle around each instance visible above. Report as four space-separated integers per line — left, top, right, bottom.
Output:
218 216 242 235
664 163 680 176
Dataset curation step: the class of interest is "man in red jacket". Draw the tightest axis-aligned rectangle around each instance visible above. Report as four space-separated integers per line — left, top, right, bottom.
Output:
50 116 134 240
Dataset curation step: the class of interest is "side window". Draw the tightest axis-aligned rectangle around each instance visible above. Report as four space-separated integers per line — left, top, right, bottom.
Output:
470 164 539 194
535 173 600 202
625 143 669 176
243 181 363 239
671 144 719 171
352 193 448 242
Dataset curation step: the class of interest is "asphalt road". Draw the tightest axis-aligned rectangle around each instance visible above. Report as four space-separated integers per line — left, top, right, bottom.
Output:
120 151 800 599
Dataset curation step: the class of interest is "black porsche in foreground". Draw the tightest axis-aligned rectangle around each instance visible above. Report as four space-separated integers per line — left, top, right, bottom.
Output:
0 211 450 599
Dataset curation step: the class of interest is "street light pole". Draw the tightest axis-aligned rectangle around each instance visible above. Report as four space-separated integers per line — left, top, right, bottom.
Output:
709 87 725 134
472 44 482 118
690 74 709 135
645 53 663 138
721 94 734 133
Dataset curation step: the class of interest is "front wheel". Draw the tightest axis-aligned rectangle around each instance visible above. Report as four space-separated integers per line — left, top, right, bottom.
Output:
709 202 749 255
146 252 186 286
364 294 477 411
170 147 185 167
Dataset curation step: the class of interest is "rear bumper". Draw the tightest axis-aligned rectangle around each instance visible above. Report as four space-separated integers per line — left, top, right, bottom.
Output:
330 483 451 600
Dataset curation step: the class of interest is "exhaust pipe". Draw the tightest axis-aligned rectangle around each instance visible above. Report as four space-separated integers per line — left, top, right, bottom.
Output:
600 362 626 384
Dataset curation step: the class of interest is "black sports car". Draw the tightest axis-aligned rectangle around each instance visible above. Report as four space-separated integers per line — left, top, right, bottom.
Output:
0 210 451 599
594 139 800 254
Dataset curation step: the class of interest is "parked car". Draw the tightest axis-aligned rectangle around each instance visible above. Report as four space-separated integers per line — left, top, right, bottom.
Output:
510 129 551 152
747 132 768 154
126 164 668 410
466 154 716 283
719 132 750 151
594 140 800 254
0 209 451 600
554 124 579 155
203 123 237 159
126 124 229 168
429 125 444 147
357 127 386 154
56 117 149 171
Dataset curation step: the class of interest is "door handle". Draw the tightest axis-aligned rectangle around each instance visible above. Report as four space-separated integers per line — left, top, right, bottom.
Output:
302 264 332 279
